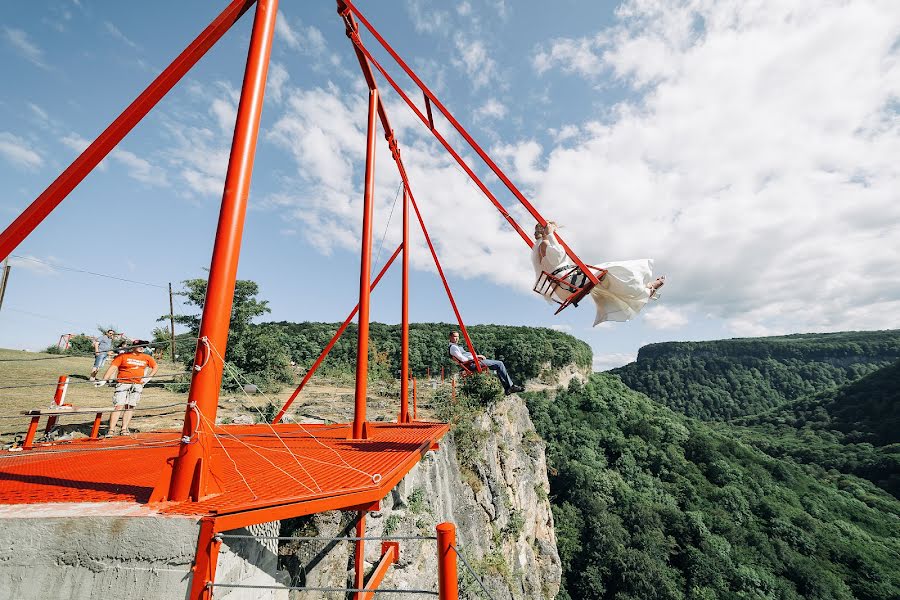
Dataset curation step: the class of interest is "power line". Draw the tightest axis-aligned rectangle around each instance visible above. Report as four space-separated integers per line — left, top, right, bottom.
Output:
10 255 167 289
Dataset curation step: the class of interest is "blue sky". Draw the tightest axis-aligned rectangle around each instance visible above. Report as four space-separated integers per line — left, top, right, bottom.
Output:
1 0 898 370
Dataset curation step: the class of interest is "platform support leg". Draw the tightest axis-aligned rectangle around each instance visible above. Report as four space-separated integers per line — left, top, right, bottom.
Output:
437 522 458 600
23 416 39 450
189 518 221 600
413 378 417 421
353 511 366 599
167 0 279 502
352 87 379 440
90 412 102 439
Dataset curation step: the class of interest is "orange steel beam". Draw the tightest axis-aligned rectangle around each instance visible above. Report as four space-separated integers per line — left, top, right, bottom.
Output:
400 186 411 423
189 517 222 600
0 0 257 261
209 425 447 532
343 0 600 285
351 88 380 441
354 512 366 600
273 243 403 424
338 18 533 249
359 543 399 600
336 1 484 373
168 0 279 501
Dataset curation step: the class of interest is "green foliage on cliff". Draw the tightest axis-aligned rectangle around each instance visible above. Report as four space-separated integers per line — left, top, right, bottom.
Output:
526 374 900 600
270 321 592 380
612 331 900 421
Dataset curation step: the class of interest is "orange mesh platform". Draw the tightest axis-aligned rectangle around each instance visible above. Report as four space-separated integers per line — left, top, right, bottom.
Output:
0 422 447 525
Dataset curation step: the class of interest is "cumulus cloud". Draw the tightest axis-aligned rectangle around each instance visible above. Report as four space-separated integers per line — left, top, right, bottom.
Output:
476 99 508 120
452 33 499 89
642 304 688 330
514 0 900 334
593 351 637 371
276 12 326 55
0 132 43 170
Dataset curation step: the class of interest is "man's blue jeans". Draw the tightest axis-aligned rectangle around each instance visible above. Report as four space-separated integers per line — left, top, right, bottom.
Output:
479 358 513 392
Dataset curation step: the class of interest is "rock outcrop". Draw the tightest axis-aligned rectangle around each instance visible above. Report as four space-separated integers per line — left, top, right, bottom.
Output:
281 394 561 599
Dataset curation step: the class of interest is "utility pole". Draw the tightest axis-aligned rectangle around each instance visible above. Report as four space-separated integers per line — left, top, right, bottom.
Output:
0 258 10 313
168 282 176 361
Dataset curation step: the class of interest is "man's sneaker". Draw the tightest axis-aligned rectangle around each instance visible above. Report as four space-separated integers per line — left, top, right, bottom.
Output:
506 385 525 395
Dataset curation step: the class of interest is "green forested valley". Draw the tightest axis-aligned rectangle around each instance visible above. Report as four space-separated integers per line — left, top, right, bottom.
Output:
526 374 900 600
610 331 900 497
612 331 900 421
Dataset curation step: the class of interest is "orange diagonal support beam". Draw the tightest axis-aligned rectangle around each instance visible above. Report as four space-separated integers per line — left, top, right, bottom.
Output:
273 243 403 424
358 542 399 600
0 0 257 261
342 0 599 285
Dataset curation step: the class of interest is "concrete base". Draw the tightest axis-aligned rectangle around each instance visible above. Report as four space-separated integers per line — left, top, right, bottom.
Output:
0 504 287 600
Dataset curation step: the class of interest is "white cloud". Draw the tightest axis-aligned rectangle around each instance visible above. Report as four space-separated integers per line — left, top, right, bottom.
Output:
456 2 472 17
110 148 168 187
3 27 47 69
533 34 605 77
276 12 326 55
8 254 57 275
103 21 139 50
475 99 508 120
452 33 499 89
505 0 900 334
593 352 636 371
0 132 42 170
406 0 450 34
549 324 572 332
642 304 688 330
267 62 289 104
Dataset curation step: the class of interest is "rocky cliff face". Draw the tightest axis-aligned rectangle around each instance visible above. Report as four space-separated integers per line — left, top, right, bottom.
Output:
282 394 561 599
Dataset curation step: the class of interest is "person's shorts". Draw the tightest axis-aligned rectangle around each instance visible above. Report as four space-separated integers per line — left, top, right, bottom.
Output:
113 383 144 407
92 352 109 370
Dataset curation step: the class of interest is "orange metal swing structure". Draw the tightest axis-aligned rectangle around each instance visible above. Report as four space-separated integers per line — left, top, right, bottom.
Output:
0 1 599 597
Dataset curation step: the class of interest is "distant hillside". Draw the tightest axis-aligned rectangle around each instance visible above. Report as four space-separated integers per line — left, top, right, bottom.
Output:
267 321 593 381
727 360 900 497
526 374 900 600
612 330 900 420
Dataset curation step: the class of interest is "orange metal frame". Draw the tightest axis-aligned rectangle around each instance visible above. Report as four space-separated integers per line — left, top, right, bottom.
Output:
0 0 604 596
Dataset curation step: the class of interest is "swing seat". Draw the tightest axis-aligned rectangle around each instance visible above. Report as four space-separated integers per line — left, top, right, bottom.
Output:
450 355 476 378
533 266 607 315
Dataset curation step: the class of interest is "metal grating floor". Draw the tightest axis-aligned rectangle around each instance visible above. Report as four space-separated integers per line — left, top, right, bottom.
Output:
0 421 448 517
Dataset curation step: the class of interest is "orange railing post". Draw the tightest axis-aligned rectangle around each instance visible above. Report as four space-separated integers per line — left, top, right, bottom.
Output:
413 378 417 421
399 184 410 424
436 522 458 600
45 375 69 434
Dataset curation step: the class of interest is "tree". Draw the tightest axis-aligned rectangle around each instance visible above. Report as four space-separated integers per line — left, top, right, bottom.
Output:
162 278 291 392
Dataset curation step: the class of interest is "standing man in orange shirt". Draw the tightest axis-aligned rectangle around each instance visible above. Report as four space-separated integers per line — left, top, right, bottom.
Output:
100 340 158 436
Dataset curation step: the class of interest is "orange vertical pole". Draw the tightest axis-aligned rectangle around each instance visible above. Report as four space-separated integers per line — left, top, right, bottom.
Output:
167 0 278 502
45 375 69 433
451 377 456 403
441 366 444 383
189 517 221 600
354 512 366 599
436 522 458 600
399 186 410 423
352 87 379 440
23 416 39 450
413 377 417 421
90 412 102 439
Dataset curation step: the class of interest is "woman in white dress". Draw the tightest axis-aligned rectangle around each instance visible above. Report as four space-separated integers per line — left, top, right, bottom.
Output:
530 222 665 326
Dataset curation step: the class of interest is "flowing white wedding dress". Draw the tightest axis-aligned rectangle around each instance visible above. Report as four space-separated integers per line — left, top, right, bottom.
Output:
530 233 657 326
